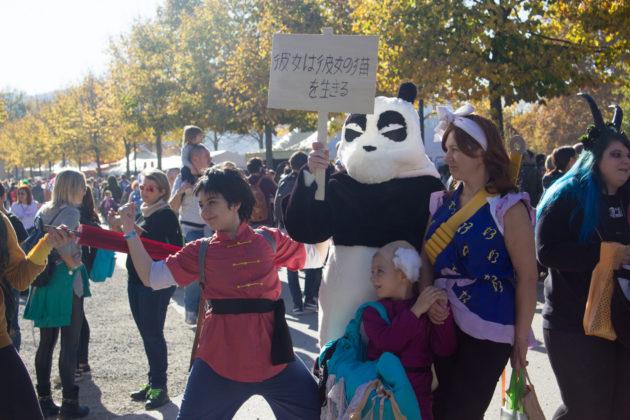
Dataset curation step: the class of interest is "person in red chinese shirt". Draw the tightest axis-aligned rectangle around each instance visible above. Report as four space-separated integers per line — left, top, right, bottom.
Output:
112 167 328 419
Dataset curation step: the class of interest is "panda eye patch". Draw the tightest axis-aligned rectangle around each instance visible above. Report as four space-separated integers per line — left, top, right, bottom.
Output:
345 127 362 143
377 111 407 142
381 127 407 142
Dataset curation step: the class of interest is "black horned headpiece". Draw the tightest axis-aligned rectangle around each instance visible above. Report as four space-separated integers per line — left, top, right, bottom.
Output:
578 92 626 151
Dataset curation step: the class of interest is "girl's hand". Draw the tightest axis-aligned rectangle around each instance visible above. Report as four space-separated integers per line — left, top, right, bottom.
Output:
117 203 136 234
44 225 74 248
511 335 529 371
412 286 447 318
427 300 450 325
107 209 121 230
308 142 329 173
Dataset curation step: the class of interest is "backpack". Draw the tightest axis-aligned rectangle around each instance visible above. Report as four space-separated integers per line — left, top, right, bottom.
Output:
316 302 421 420
250 176 270 223
21 207 66 288
274 173 297 228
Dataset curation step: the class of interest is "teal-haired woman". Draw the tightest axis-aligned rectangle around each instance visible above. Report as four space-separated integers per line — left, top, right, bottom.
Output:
536 94 630 420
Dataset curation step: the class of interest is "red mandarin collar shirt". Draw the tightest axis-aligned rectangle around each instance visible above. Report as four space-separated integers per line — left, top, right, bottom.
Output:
165 223 307 382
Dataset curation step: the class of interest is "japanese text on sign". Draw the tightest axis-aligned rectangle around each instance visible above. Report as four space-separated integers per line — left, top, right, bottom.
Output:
267 33 378 114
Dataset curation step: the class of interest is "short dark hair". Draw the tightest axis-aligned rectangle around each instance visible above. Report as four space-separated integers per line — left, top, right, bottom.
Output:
194 168 255 221
289 152 308 171
183 125 203 143
0 183 5 198
552 146 577 172
247 158 264 174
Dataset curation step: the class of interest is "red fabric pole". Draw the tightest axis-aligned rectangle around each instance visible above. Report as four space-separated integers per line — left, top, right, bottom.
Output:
76 224 182 260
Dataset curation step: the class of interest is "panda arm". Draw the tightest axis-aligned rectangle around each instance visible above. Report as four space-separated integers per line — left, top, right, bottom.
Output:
283 168 334 244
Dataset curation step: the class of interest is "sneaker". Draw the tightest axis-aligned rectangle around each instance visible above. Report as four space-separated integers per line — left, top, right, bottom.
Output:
185 310 197 326
130 384 150 402
145 387 169 410
292 305 304 315
304 301 318 313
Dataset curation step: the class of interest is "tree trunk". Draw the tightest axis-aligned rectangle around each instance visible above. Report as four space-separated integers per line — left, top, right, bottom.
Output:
156 132 163 170
29 167 34 178
94 145 102 177
264 125 274 169
77 157 82 170
257 132 264 150
61 153 67 167
418 98 425 144
48 161 52 174
212 132 220 151
124 139 131 176
489 81 504 137
133 141 138 174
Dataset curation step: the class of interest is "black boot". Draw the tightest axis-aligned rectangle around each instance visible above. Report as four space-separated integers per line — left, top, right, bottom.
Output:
36 384 60 417
60 385 89 419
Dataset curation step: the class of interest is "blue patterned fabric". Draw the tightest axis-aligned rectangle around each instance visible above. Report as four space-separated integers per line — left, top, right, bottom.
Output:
425 187 517 327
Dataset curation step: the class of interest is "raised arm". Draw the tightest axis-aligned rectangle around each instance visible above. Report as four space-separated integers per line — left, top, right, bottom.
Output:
118 204 153 287
3 213 74 291
284 143 335 244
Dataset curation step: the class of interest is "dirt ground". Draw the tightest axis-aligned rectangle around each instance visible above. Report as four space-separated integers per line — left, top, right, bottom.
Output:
17 256 195 419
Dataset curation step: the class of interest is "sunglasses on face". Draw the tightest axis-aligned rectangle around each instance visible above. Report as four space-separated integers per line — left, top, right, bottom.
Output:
140 185 157 193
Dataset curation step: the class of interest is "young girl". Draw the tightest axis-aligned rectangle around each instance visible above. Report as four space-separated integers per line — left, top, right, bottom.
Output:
111 167 328 419
363 240 456 420
180 125 209 185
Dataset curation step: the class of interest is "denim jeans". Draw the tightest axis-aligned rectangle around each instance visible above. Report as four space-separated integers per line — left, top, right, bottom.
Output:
184 229 205 315
286 268 322 309
127 280 175 389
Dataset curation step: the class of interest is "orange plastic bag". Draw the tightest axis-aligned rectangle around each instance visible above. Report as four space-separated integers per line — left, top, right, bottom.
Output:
583 242 626 341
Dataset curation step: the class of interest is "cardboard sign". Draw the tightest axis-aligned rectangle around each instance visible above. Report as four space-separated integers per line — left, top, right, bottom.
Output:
267 33 378 114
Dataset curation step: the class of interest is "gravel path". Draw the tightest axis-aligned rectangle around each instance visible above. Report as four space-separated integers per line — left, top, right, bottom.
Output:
17 254 195 419
16 254 561 419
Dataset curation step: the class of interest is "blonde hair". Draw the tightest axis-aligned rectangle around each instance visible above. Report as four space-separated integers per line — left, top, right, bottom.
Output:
49 169 86 208
142 169 171 201
376 240 421 283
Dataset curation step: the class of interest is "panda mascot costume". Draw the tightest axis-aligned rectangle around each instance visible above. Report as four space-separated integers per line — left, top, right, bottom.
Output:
285 82 444 345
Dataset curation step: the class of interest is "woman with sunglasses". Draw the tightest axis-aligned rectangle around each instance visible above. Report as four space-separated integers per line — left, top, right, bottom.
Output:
12 185 39 233
108 169 183 410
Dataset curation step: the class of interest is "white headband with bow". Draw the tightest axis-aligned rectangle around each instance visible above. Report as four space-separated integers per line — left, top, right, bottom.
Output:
433 104 488 150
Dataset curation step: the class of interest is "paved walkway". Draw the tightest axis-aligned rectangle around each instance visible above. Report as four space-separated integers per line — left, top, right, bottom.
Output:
17 253 560 419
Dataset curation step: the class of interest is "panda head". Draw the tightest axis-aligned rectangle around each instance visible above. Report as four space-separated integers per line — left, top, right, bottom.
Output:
337 82 438 184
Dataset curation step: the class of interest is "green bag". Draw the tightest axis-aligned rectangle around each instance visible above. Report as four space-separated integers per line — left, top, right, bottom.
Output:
500 369 528 420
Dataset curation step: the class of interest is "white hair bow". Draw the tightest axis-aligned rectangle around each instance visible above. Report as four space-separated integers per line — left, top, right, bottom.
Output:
392 248 421 283
433 104 488 150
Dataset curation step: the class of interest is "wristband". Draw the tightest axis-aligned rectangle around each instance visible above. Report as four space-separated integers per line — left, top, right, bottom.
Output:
124 229 138 240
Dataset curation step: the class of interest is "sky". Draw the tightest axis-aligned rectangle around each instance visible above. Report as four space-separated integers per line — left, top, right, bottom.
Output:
0 0 163 96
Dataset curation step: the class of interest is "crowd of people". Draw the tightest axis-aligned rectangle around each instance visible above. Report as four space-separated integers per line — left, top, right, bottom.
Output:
0 94 629 420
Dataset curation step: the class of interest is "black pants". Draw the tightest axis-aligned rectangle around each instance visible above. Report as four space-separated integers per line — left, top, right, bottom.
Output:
35 294 84 392
433 329 512 420
0 345 43 420
127 280 175 389
544 328 630 420
77 311 89 365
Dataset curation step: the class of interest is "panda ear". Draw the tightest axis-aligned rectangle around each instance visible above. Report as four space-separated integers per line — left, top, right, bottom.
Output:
397 82 417 104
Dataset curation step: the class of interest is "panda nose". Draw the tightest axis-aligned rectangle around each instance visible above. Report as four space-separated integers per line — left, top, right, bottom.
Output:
363 146 377 152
